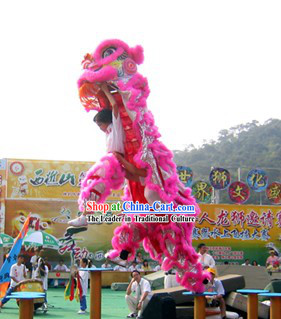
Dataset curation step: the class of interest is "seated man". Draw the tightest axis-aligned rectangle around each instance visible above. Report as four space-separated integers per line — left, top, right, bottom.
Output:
125 270 152 318
128 261 140 272
241 258 251 266
205 268 226 319
53 259 70 287
114 260 128 271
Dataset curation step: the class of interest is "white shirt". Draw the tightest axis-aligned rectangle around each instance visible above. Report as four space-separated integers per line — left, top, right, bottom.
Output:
106 113 125 154
128 265 138 272
131 278 152 301
79 269 89 296
198 253 216 269
35 265 49 290
54 264 70 272
30 255 38 267
30 255 39 278
154 265 161 271
205 278 225 296
10 263 27 288
114 265 128 271
101 263 112 268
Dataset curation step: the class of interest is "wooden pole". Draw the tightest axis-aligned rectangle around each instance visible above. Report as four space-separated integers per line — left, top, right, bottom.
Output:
19 299 34 319
194 295 206 319
270 297 281 319
90 270 102 319
247 294 258 319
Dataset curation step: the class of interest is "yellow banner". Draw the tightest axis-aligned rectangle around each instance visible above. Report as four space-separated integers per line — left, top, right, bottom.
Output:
5 199 120 262
193 204 281 265
6 159 122 202
0 159 7 233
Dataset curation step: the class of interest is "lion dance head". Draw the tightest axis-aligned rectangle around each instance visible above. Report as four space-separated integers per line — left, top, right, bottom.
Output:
78 39 144 112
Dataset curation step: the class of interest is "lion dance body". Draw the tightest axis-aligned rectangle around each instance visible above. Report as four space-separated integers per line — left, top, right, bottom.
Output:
77 39 209 292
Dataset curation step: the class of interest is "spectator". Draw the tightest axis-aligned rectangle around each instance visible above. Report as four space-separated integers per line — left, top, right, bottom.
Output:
77 258 89 314
101 259 112 269
205 268 226 319
30 248 40 278
0 255 27 308
44 257 52 271
34 256 48 308
140 260 151 271
153 264 161 271
53 259 70 287
114 260 128 272
128 261 139 272
241 259 251 266
135 252 143 264
268 260 280 272
125 270 152 318
197 243 216 269
266 250 279 268
252 260 260 266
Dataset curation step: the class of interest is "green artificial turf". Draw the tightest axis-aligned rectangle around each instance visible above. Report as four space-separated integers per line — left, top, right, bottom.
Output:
1 288 128 319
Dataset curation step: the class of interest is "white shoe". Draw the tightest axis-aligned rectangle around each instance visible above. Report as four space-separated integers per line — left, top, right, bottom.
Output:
77 310 86 314
68 215 88 227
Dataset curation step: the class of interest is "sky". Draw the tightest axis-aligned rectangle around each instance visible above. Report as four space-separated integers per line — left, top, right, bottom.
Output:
1 0 281 162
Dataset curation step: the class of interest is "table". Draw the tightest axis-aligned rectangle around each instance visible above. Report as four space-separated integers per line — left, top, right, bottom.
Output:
79 267 113 319
259 292 281 319
7 292 45 319
183 291 217 319
237 289 269 319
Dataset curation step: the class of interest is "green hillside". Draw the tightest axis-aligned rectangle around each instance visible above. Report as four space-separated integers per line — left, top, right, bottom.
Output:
173 119 281 205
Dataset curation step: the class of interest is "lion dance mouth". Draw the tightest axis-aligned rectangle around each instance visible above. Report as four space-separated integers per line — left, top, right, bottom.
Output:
77 39 210 292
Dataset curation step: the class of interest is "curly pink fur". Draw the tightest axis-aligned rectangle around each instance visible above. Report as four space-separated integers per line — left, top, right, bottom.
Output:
77 39 209 292
78 154 125 211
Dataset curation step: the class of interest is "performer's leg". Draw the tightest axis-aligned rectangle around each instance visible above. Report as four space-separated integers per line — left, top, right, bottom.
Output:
164 274 180 289
109 222 148 261
80 295 87 311
0 286 15 306
139 297 150 316
125 295 138 315
160 222 209 293
144 187 164 207
69 154 125 227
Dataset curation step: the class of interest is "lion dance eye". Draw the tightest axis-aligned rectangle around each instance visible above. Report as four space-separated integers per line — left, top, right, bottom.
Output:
102 47 117 58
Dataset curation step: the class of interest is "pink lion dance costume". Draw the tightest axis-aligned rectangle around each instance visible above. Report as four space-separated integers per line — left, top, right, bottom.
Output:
77 39 209 292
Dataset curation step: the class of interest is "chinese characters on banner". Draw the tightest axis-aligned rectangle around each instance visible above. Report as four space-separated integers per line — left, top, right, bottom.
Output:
228 181 250 204
177 166 280 204
209 167 231 190
193 204 281 263
3 159 123 264
266 182 281 204
192 181 213 203
177 166 193 187
207 246 244 262
247 169 268 192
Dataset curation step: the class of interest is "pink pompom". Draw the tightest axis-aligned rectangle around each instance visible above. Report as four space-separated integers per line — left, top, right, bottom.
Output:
129 45 144 65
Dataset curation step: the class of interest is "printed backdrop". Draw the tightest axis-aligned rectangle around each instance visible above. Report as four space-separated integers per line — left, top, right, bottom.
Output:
2 159 281 265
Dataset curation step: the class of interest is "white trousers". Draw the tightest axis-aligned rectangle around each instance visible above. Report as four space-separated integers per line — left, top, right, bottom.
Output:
164 274 180 289
125 294 149 316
